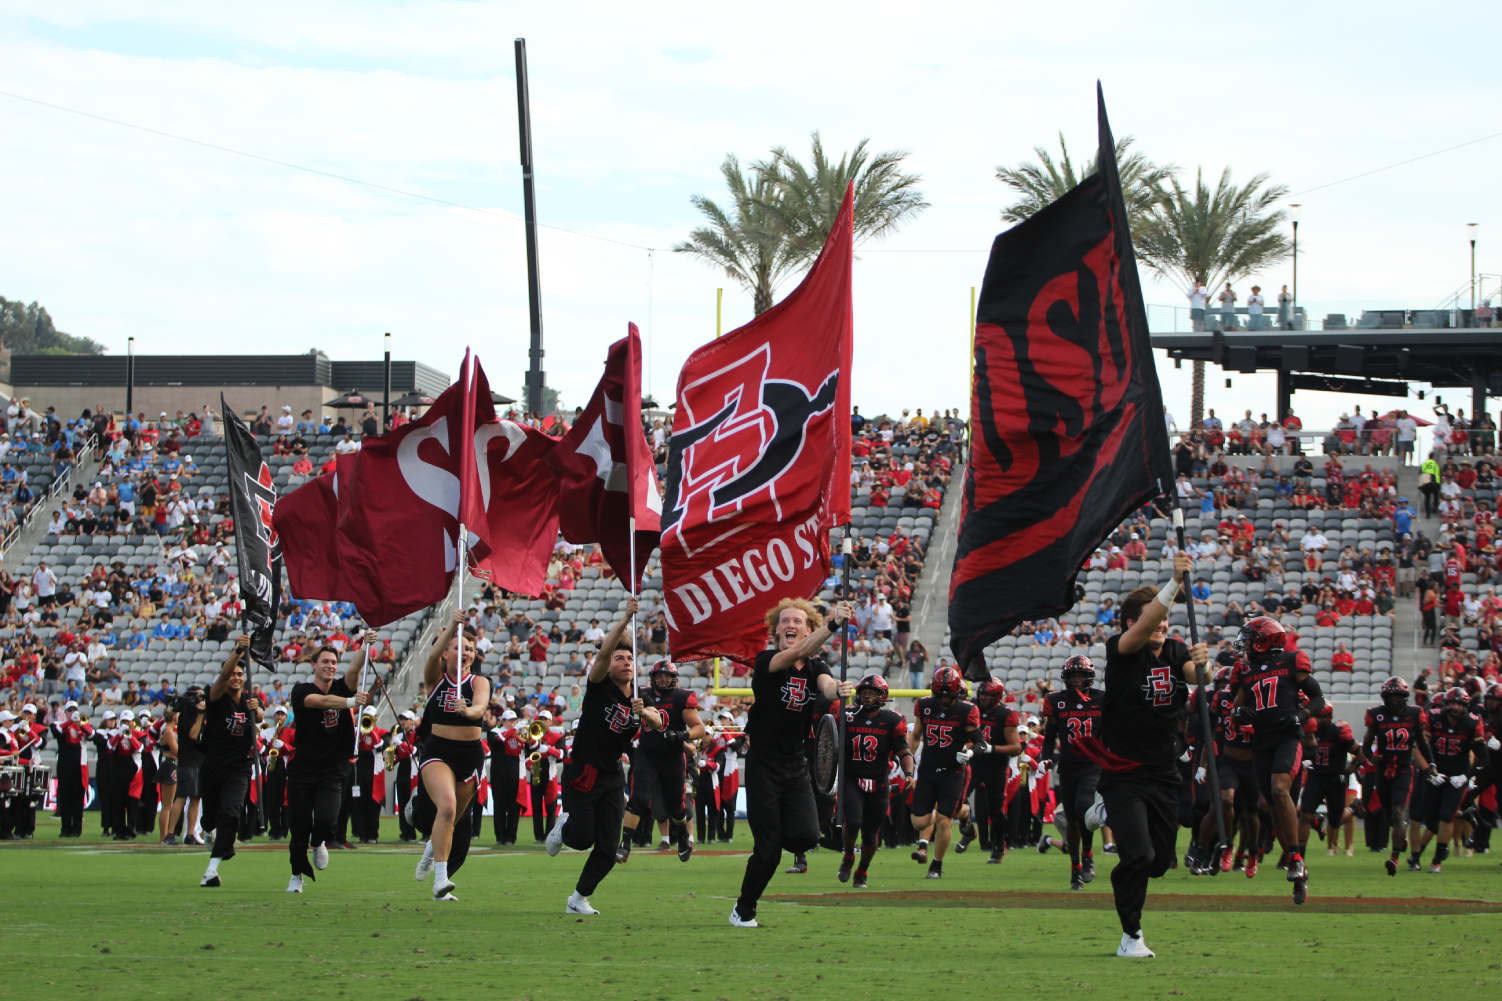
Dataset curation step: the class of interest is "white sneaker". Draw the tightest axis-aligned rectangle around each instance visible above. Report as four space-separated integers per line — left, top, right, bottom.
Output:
729 906 758 928
313 844 329 871
415 841 435 881
286 875 304 893
546 812 570 857
566 891 599 915
199 873 220 888
432 876 456 900
1084 794 1108 832
1117 932 1155 958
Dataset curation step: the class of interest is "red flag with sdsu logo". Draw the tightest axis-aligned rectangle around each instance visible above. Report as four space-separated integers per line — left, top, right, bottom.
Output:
661 185 854 663
547 324 662 591
947 87 1174 673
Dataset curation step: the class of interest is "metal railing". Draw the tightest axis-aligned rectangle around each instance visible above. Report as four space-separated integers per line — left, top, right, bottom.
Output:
2 432 100 555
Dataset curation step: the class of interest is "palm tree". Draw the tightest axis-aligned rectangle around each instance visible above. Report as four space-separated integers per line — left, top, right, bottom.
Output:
1135 168 1292 425
675 134 928 315
996 133 1175 236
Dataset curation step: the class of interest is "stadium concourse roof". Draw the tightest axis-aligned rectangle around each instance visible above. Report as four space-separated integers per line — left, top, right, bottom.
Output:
1149 328 1502 417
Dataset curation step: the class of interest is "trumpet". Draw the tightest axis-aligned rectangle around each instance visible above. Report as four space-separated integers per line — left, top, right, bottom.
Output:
360 713 376 735
526 720 548 742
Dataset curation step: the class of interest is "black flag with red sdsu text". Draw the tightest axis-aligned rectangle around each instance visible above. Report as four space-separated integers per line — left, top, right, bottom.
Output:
661 185 854 664
221 395 284 668
947 87 1173 672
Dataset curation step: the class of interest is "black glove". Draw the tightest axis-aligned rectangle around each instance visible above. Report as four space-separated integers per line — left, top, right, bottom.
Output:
1233 706 1255 726
662 729 688 743
970 740 990 756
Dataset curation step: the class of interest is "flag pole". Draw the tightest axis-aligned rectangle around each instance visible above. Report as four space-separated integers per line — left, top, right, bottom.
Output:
1173 502 1228 862
836 533 852 831
629 514 639 701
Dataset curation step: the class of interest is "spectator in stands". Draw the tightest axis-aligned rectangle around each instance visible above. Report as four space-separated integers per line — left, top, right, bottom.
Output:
1190 578 1212 606
905 640 927 689
527 626 550 664
1246 285 1265 330
1217 282 1237 329
1330 642 1355 673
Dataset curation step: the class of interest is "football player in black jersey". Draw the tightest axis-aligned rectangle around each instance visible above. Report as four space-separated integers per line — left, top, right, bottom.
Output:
907 666 989 879
730 598 854 929
966 679 1021 864
1298 705 1356 858
1040 655 1104 888
1230 617 1322 903
1092 551 1209 959
196 636 263 887
838 675 913 887
618 659 706 864
1474 684 1502 854
1360 677 1437 876
1409 687 1490 873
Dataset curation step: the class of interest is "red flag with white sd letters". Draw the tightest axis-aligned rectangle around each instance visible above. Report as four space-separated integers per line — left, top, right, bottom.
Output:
660 185 854 663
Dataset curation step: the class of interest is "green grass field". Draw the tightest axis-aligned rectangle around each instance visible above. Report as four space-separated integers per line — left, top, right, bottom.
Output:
5 816 1500 1001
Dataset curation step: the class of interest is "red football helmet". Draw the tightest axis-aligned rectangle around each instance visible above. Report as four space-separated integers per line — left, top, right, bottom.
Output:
1235 617 1286 664
1316 702 1334 719
855 674 890 708
1213 666 1233 685
1488 683 1502 705
1441 686 1469 707
1380 677 1411 704
975 679 1007 707
1062 655 1096 687
650 660 680 690
930 666 963 698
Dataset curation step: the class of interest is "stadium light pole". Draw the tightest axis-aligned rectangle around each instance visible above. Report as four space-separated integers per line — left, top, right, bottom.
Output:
125 335 134 418
1469 223 1479 313
1289 204 1301 329
382 332 392 430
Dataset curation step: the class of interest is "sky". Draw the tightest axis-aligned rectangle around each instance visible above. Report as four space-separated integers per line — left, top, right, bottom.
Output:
1 1 1499 431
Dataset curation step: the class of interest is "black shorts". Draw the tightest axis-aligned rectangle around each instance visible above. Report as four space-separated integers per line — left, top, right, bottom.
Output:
156 758 178 786
418 734 485 785
841 775 889 844
174 764 200 799
1421 776 1467 832
1298 771 1347 817
1216 753 1261 816
1253 735 1303 803
1374 764 1414 821
627 749 687 821
911 767 969 819
1057 760 1102 825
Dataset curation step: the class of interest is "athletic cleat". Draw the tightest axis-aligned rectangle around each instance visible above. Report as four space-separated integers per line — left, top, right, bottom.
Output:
615 841 631 865
1385 856 1398 876
656 840 672 852
1232 851 1246 872
1117 932 1155 958
1275 851 1289 870
545 812 569 857
676 826 693 863
785 854 808 874
1037 839 1051 855
852 870 868 889
987 846 1004 864
837 854 854 883
925 861 943 879
313 844 329 871
1405 858 1423 872
566 891 599 915
1081 855 1096 883
199 874 220 888
1220 846 1235 873
1070 868 1085 891
286 875 304 893
1285 855 1306 882
1102 843 1117 854
955 821 976 854
432 877 456 900
1292 877 1308 905
1428 862 1443 874
1245 854 1259 879
911 846 928 865
729 906 758 928
415 841 435 881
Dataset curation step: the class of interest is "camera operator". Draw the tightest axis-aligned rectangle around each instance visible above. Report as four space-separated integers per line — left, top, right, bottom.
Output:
168 686 207 845
197 636 262 887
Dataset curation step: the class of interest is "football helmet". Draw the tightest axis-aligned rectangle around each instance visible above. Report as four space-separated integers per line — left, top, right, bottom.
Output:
1380 676 1410 706
975 679 1006 708
650 659 680 690
1061 655 1096 687
1213 666 1233 686
855 674 890 708
930 666 963 699
1441 686 1469 708
1234 617 1286 664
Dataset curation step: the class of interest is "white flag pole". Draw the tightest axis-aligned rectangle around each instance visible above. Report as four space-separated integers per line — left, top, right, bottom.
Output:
628 514 638 701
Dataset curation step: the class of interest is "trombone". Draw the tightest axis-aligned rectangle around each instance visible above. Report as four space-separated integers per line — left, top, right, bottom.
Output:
359 712 377 735
526 720 548 742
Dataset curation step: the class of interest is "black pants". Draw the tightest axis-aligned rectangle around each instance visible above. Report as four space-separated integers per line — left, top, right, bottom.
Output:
111 758 139 836
561 766 627 897
696 773 722 843
736 756 819 920
395 762 416 841
265 765 288 838
138 755 159 836
491 765 519 843
200 757 252 861
1422 608 1438 645
94 753 114 834
1421 777 1466 833
286 769 343 877
335 761 354 844
970 759 1009 830
1099 768 1180 936
530 781 556 841
1299 772 1348 832
627 750 687 823
1420 481 1439 517
56 748 85 836
1360 772 1389 850
841 776 888 847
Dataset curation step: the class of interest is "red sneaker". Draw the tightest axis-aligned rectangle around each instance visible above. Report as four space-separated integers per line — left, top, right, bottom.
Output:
1245 854 1259 879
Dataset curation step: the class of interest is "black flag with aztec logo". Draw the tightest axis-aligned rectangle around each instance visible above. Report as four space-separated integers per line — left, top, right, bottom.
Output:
947 85 1174 674
222 395 284 668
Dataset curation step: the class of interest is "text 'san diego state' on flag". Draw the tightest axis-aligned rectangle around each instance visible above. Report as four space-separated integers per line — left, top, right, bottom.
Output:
661 185 853 664
947 87 1173 673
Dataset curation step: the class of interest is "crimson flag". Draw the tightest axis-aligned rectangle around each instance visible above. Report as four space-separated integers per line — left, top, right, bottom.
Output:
274 452 357 603
547 324 662 591
660 185 854 663
947 86 1174 673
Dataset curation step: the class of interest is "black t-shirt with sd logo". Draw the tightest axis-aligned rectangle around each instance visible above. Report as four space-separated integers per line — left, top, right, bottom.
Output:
748 650 832 767
202 689 258 762
288 678 355 779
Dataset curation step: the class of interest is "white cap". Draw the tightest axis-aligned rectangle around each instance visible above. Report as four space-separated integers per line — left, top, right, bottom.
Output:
0 711 14 722
399 711 416 721
537 710 553 722
501 710 517 720
102 711 117 720
361 706 376 717
282 405 292 412
272 706 287 715
21 703 36 714
64 700 78 709
119 710 135 721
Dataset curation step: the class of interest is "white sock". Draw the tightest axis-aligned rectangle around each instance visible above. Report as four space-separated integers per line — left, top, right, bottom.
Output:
919 839 929 848
205 858 221 876
435 862 448 881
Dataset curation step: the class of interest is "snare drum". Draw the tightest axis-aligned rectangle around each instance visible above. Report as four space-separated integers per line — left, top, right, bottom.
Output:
24 765 51 797
0 766 23 796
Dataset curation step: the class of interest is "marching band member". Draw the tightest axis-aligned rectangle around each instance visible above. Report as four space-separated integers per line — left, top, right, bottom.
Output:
109 709 144 841
50 700 93 837
543 597 663 915
262 707 291 840
137 711 161 838
482 708 522 846
92 711 117 838
525 710 565 844
352 707 389 843
391 712 418 843
8 704 46 840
